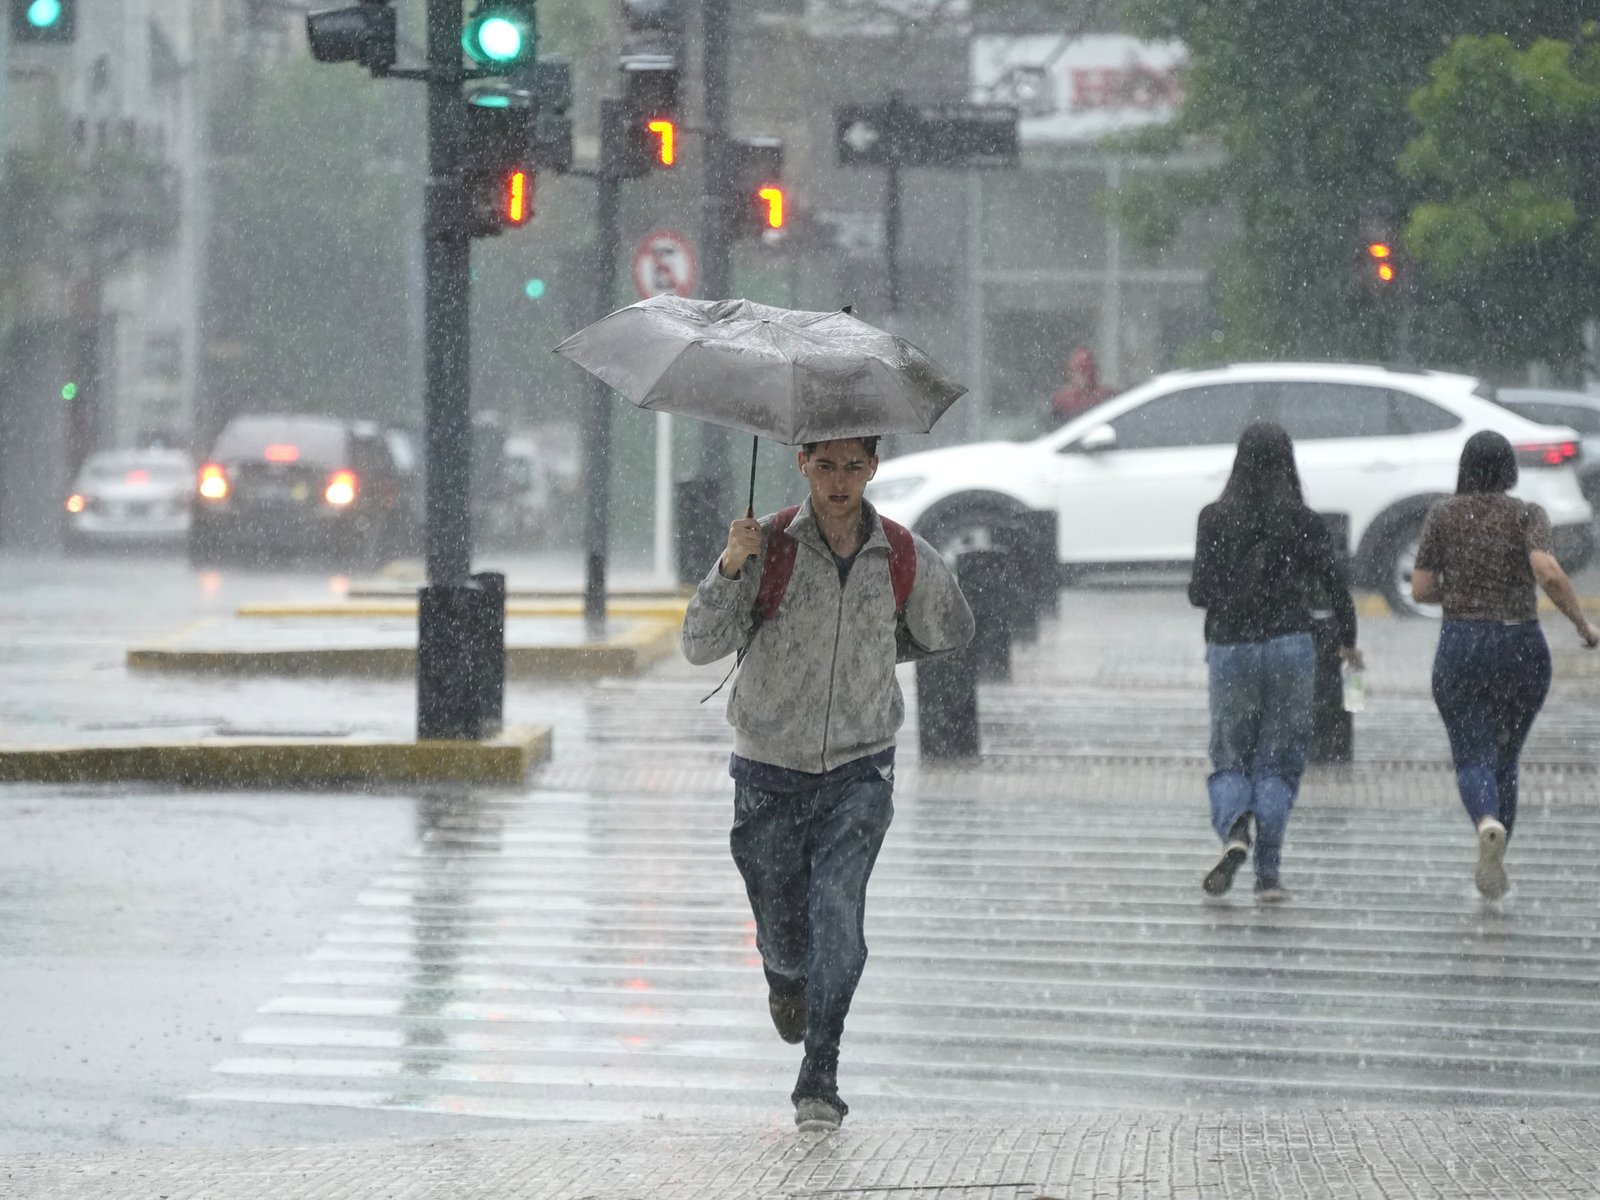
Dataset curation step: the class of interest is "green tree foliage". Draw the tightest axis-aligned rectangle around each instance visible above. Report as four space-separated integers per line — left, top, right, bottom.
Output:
1401 31 1600 376
1118 0 1589 367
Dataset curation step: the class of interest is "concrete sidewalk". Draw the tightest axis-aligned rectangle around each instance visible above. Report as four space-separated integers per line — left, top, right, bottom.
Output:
6 1108 1598 1198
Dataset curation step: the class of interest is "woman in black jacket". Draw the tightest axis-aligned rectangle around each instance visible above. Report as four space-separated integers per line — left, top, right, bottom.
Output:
1188 422 1362 901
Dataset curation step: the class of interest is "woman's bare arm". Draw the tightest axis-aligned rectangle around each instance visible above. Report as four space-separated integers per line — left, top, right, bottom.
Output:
1411 567 1441 605
1530 550 1600 647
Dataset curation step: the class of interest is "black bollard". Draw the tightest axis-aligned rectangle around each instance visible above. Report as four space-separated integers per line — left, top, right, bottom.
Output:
1018 510 1061 619
1308 614 1352 764
417 571 506 740
916 649 980 760
674 477 728 585
959 548 1016 682
1308 512 1352 765
992 519 1040 644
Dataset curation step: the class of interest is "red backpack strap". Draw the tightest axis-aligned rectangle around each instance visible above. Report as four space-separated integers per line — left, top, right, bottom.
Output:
881 517 917 616
752 506 801 623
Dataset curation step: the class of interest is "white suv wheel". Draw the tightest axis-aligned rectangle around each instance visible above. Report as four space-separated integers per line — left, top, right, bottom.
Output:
1389 532 1442 619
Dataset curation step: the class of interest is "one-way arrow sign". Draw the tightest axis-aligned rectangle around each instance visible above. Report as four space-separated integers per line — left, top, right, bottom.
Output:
835 97 1020 170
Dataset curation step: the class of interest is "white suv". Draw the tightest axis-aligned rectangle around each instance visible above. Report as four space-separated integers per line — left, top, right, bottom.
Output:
867 362 1595 614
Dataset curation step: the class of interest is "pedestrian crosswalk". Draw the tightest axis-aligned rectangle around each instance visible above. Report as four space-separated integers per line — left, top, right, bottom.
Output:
196 781 1600 1125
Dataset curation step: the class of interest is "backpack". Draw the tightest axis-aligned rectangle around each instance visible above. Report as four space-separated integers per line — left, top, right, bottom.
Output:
700 506 919 704
752 505 917 626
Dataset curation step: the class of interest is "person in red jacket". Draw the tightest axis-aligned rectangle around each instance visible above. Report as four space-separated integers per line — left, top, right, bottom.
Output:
1050 345 1116 424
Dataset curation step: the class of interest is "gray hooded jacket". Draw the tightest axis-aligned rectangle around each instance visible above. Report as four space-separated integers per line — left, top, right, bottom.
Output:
681 498 975 774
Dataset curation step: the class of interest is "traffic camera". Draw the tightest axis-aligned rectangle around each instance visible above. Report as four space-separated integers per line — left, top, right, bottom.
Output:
10 0 76 43
306 0 395 72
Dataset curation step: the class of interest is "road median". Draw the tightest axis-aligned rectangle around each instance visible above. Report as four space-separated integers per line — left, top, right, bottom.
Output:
126 615 680 680
0 723 551 786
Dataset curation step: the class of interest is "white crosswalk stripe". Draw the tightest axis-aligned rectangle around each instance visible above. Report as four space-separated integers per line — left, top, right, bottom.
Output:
197 781 1600 1123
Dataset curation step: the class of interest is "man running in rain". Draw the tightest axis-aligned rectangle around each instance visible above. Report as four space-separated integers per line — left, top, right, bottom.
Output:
681 436 974 1133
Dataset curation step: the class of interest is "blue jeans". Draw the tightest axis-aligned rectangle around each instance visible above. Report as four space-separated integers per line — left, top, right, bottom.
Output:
1206 633 1316 883
1432 620 1551 839
730 764 894 1099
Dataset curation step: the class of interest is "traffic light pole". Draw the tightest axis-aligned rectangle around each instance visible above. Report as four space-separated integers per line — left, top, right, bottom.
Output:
422 0 472 590
415 0 506 741
581 104 625 633
885 163 902 315
696 0 732 480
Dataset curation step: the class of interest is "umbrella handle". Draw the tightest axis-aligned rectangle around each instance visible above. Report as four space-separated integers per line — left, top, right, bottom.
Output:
746 434 759 520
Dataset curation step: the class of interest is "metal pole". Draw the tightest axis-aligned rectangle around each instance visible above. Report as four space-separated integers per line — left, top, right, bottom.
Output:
582 103 623 632
416 0 485 741
885 162 901 315
422 0 472 589
696 0 731 479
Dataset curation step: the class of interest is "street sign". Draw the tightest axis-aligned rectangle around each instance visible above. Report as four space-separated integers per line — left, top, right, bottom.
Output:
631 229 698 300
835 98 1020 170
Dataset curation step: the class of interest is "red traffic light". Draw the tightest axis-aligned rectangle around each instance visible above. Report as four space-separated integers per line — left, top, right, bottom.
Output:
756 184 784 230
504 168 531 225
646 118 675 166
1366 241 1397 283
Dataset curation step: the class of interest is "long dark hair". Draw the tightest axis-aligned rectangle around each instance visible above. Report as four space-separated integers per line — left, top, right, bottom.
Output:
1220 421 1305 510
1457 430 1518 494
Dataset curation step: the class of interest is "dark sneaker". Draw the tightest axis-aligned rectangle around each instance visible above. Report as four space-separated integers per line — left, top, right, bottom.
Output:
794 1095 844 1133
769 986 806 1045
1475 817 1508 900
1203 841 1249 896
1254 877 1288 903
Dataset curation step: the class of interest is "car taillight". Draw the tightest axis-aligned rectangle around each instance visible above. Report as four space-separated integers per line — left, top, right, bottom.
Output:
1515 441 1581 468
65 494 86 514
324 470 358 506
263 444 300 463
198 463 229 501
125 469 151 485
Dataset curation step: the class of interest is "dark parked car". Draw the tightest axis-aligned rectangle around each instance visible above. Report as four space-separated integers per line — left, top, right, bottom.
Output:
189 415 416 567
1496 388 1600 508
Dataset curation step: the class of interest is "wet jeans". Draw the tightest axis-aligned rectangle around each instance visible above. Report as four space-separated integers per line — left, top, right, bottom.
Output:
729 763 893 1103
1206 633 1315 883
1432 620 1551 839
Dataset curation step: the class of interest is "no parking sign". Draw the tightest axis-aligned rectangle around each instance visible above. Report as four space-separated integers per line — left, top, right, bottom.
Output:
631 230 699 300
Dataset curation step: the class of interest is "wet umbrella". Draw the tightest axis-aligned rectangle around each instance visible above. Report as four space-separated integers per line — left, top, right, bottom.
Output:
554 295 967 514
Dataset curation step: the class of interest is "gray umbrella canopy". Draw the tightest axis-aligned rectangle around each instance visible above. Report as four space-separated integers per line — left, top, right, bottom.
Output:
553 296 967 445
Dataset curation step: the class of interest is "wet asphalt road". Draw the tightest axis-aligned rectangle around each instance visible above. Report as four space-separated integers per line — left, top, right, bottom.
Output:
5 549 1600 1156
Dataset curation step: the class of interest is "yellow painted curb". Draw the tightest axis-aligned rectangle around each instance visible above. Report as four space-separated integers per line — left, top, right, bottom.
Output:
236 599 690 621
125 620 682 680
0 724 551 786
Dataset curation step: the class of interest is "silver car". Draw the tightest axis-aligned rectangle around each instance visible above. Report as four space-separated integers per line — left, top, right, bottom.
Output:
1496 388 1600 509
64 448 195 550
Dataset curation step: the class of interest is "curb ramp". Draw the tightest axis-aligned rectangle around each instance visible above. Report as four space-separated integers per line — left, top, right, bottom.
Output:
0 723 551 787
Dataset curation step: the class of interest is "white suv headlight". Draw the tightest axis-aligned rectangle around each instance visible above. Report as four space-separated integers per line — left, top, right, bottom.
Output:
867 476 927 503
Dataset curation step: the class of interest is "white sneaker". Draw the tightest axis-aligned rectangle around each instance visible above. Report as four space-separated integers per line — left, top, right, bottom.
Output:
1475 818 1508 900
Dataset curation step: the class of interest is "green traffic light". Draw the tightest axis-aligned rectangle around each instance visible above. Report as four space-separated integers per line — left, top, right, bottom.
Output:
462 5 536 69
61 381 78 401
27 0 63 28
477 17 523 61
524 279 546 300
